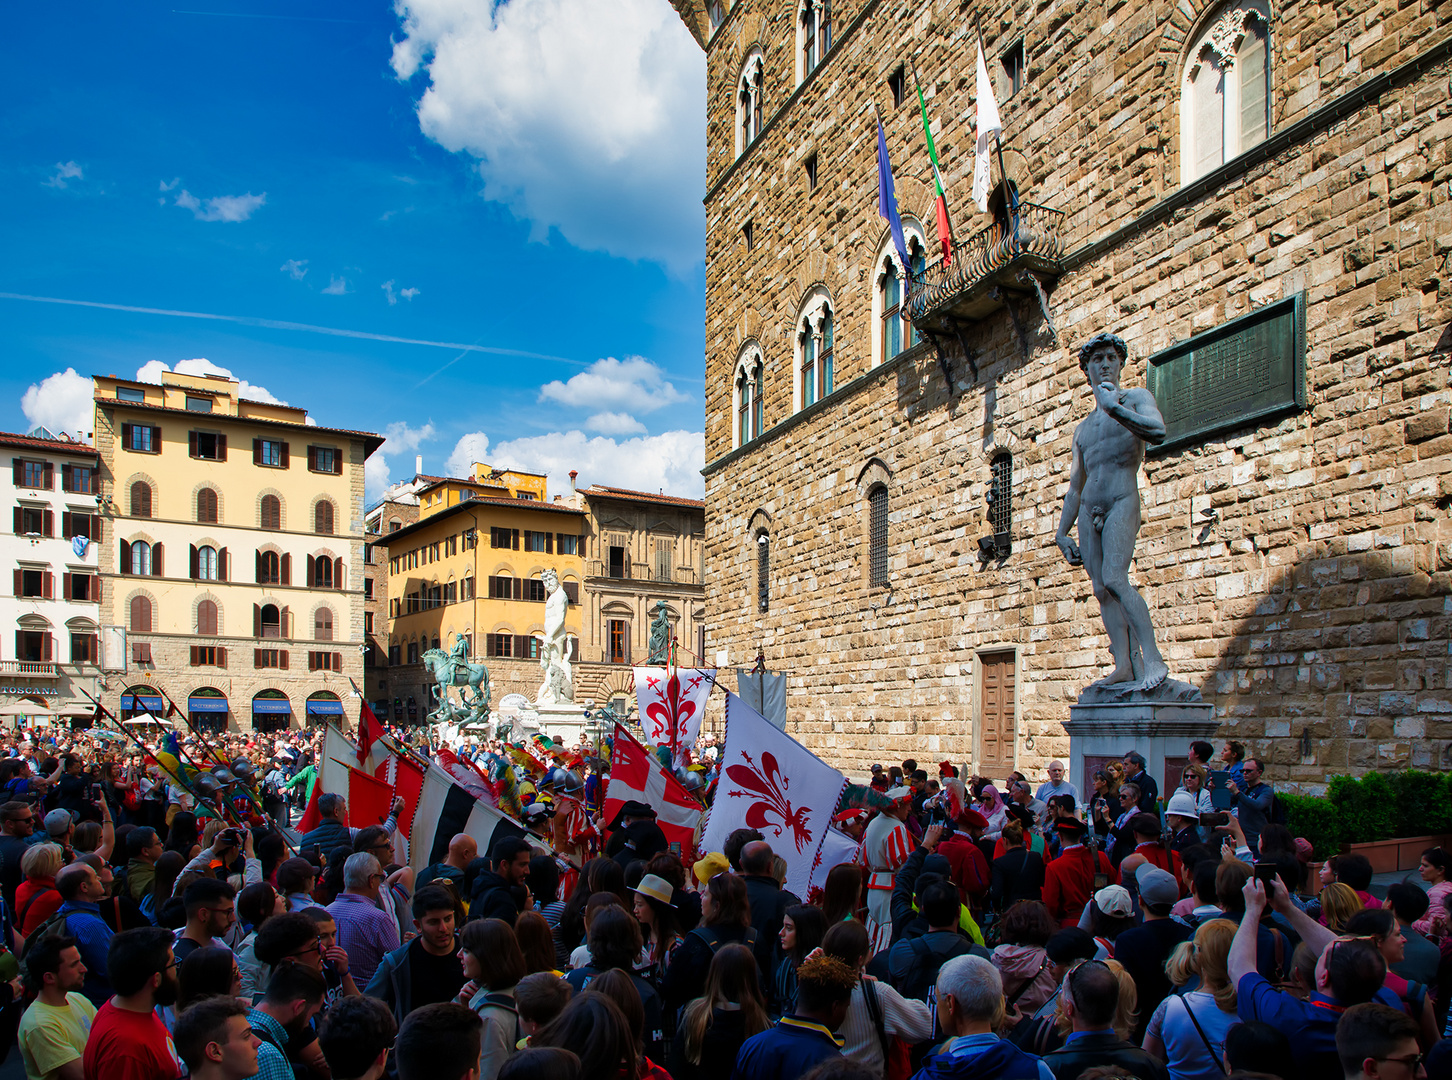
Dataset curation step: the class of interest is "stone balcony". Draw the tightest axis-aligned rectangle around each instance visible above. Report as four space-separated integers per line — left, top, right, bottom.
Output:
0 660 58 679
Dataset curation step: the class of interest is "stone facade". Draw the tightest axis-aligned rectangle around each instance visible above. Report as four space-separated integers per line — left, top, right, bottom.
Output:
683 0 1452 790
363 492 423 711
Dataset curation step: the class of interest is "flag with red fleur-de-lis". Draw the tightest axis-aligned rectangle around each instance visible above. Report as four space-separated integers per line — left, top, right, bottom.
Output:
634 666 715 761
701 693 848 897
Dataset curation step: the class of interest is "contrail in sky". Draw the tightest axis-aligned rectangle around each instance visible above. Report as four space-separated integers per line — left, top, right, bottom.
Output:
0 292 577 365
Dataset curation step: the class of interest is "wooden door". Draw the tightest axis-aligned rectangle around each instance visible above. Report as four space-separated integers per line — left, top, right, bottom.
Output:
978 651 1016 776
1163 756 1189 802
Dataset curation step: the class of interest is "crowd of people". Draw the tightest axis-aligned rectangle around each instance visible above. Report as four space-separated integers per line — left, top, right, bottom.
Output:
0 725 1443 1080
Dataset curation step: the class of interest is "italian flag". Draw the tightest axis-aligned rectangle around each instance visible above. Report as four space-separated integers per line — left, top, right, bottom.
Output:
916 76 954 266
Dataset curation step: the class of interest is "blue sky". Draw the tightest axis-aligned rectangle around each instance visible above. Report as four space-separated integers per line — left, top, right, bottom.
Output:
4 1 707 499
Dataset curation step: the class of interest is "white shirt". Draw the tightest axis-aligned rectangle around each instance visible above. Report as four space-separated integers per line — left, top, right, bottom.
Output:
839 978 933 1075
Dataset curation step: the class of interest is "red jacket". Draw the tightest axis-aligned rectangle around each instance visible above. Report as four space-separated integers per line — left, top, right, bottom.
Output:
1043 845 1118 926
938 836 990 902
1133 842 1183 892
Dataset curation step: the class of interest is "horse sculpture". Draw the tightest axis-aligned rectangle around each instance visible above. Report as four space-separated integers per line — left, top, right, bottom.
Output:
420 647 492 718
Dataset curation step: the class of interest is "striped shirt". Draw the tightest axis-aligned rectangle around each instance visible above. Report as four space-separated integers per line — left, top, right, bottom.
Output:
326 892 399 987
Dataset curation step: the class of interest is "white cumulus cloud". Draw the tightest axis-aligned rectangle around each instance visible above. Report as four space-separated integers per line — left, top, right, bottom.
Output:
21 369 94 440
401 286 420 301
174 189 267 222
43 162 84 189
391 0 705 271
381 280 421 305
539 356 688 414
281 259 309 281
586 411 647 436
445 431 491 479
134 358 285 405
488 428 705 499
322 275 349 295
366 420 439 502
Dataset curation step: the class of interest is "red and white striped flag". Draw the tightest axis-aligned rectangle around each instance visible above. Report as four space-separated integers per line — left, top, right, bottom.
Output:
603 723 702 859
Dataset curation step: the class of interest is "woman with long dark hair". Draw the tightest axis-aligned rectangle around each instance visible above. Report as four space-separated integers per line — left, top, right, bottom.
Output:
458 917 528 1080
660 872 756 1016
176 945 243 1011
772 904 824 1018
164 811 200 860
1416 846 1452 936
560 857 628 958
631 874 682 982
516 910 562 976
668 943 769 1080
565 906 667 1061
819 863 861 926
535 989 640 1080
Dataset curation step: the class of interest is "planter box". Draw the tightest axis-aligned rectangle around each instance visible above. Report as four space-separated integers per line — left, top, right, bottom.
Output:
1343 834 1452 874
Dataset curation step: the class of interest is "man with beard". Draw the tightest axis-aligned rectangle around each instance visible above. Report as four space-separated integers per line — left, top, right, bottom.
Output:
246 963 328 1080
81 926 184 1079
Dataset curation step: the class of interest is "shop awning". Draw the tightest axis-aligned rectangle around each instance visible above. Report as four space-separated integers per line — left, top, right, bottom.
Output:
251 699 292 715
188 697 229 714
121 693 164 712
305 699 345 715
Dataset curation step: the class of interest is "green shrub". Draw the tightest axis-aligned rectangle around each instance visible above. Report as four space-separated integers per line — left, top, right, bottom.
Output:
1327 772 1397 844
1389 771 1452 839
1280 792 1340 859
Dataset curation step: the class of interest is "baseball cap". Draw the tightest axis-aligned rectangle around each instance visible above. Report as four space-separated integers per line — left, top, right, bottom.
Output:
1136 865 1180 909
43 809 72 837
1094 884 1134 918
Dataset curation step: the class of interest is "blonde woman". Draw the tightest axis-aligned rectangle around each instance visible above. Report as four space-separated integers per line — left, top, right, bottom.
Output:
1143 919 1239 1080
1318 881 1363 932
1053 957 1139 1042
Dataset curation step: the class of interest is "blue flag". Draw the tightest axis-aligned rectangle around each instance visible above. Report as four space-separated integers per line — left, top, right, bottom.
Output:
876 119 910 274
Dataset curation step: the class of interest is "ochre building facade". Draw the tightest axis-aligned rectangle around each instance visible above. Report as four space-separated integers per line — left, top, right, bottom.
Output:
677 0 1452 790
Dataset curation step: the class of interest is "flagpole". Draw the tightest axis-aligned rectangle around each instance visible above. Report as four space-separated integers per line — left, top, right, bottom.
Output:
908 56 955 253
971 21 1017 220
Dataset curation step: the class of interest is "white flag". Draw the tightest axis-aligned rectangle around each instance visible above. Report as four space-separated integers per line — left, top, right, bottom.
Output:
973 41 1003 213
634 667 714 757
701 693 847 896
807 827 862 905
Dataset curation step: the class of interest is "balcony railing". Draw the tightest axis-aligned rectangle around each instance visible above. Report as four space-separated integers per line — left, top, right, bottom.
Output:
585 561 699 585
906 201 1065 329
0 660 58 679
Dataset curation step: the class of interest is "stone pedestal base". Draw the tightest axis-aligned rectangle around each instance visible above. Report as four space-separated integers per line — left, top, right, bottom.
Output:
1064 698 1219 807
531 702 598 745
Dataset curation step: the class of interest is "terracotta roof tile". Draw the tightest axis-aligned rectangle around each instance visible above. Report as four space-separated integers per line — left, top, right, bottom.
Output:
0 431 100 458
580 485 704 509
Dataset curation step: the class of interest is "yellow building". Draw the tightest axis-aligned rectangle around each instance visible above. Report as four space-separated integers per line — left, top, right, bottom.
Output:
93 369 382 731
381 466 585 721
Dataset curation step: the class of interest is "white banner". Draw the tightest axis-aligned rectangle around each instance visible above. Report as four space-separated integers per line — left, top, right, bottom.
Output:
807 827 862 906
700 693 847 897
633 667 714 754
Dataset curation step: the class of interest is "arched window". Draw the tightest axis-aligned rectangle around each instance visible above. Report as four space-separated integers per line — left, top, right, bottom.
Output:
197 546 218 581
795 289 835 412
196 488 218 524
872 225 927 368
988 453 1013 550
736 51 764 157
258 551 280 585
868 484 889 587
197 599 218 636
130 541 152 577
315 501 334 535
314 557 334 589
130 481 152 518
315 608 334 641
130 595 153 633
881 260 902 360
756 531 769 613
799 0 831 82
260 604 281 639
260 495 281 531
1180 2 1270 184
734 347 766 449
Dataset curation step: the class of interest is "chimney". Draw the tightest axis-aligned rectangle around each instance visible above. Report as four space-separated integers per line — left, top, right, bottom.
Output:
569 470 578 491
415 455 423 476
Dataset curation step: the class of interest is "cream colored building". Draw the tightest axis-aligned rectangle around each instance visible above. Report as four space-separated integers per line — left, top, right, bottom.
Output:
93 369 382 731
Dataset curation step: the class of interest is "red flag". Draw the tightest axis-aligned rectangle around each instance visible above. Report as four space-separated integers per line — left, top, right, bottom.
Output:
347 765 395 828
350 679 381 765
296 779 323 834
603 723 701 860
391 753 427 838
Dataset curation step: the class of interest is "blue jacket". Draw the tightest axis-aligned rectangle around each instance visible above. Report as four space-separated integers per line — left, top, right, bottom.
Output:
54 901 113 1005
731 1016 842 1080
913 1033 1054 1080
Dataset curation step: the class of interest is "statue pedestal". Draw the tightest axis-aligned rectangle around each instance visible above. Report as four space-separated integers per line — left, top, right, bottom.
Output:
532 702 597 745
1064 696 1218 807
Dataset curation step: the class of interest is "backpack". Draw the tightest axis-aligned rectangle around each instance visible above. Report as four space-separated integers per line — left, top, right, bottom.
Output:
16 887 58 933
689 924 759 955
471 991 522 1047
861 976 913 1080
894 932 974 1002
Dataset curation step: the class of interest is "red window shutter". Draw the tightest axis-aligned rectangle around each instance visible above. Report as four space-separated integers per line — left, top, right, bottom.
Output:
42 573 52 599
12 632 18 658
307 446 317 471
63 573 71 598
253 604 261 638
281 554 291 586
307 651 317 672
189 431 198 457
253 439 262 464
570 637 579 662
514 634 527 658
280 443 289 468
334 558 343 590
148 427 160 450
10 508 19 534
218 547 227 582
42 464 53 490
42 510 53 537
10 459 21 485
61 464 72 490
332 652 341 672
216 434 226 460
120 424 132 449
624 631 632 664
563 582 579 604
306 555 315 588
11 570 19 597
42 634 52 662
255 551 263 583
218 646 227 668
120 540 131 575
88 634 98 661
279 650 289 670
153 543 163 577
61 512 72 537
512 529 519 550
254 648 263 668
190 545 200 580
190 646 199 666
281 606 290 638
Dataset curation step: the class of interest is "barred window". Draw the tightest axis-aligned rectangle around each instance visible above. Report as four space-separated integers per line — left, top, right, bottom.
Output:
756 532 769 613
869 485 889 587
988 453 1012 549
